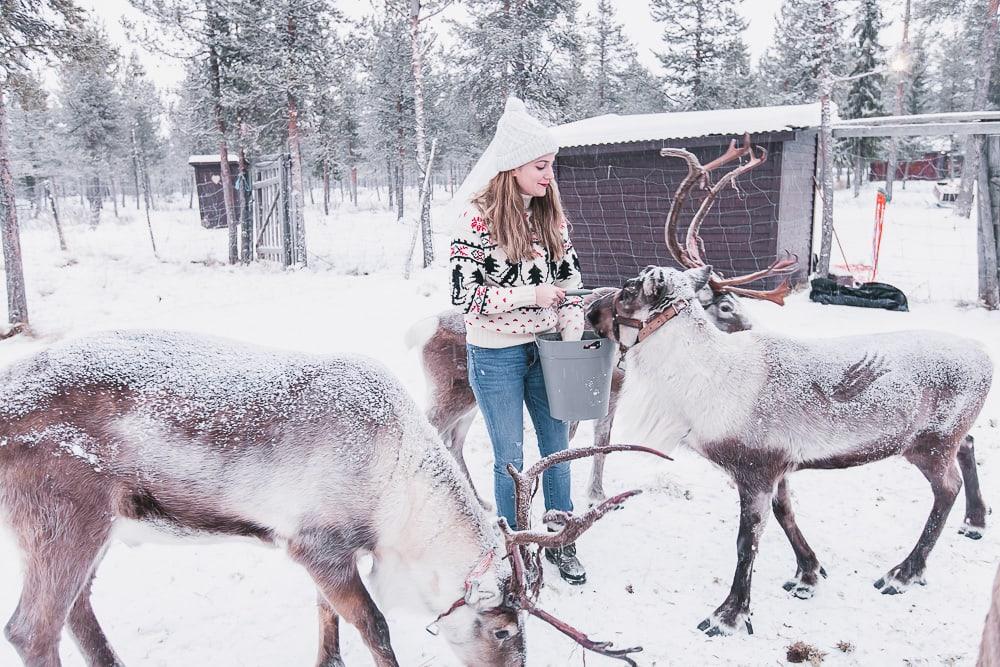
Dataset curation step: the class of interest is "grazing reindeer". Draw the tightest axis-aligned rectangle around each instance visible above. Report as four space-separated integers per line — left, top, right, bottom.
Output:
406 135 785 508
587 259 992 636
0 330 659 666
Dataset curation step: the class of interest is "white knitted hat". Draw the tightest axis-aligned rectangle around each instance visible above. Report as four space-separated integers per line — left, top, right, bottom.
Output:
492 97 560 171
449 98 559 228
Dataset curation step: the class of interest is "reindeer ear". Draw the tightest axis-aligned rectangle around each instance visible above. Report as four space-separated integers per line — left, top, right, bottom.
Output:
586 291 617 340
464 573 501 608
686 265 712 293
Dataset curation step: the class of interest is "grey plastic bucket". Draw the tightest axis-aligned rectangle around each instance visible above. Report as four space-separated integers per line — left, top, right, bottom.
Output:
535 331 616 421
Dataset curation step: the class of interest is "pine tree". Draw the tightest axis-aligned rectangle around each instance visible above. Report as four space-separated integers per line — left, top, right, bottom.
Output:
121 53 164 211
58 24 126 226
651 0 753 111
452 0 580 135
758 0 847 104
582 0 666 115
0 0 83 331
844 0 886 196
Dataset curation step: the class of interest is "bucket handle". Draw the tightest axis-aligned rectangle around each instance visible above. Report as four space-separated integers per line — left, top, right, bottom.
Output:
583 340 602 350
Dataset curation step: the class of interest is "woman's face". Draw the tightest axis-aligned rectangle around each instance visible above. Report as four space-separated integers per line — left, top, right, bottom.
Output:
513 153 556 198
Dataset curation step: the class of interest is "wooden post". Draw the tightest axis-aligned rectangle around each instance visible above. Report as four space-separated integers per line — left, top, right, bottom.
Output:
980 135 1000 308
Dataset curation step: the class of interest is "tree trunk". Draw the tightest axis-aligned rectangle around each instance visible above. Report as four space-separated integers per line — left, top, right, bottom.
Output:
409 0 434 267
132 128 158 258
395 162 404 221
0 85 29 329
853 153 864 198
816 4 836 279
207 10 238 264
86 175 102 227
350 165 358 206
189 171 195 209
109 173 119 218
386 157 394 210
45 179 67 252
956 0 1000 218
978 136 999 308
131 131 141 210
885 0 912 201
286 14 307 268
238 147 251 263
322 158 330 216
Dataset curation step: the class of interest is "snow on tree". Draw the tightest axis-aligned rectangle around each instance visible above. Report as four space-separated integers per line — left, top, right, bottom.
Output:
451 0 581 134
844 0 886 197
0 0 83 332
758 0 847 105
651 0 754 111
57 24 126 226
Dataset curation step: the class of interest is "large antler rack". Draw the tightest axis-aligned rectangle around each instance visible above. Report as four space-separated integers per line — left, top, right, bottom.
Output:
499 444 672 666
660 134 799 306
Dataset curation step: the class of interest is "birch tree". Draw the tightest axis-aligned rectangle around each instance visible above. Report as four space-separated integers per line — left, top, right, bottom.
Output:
0 0 83 332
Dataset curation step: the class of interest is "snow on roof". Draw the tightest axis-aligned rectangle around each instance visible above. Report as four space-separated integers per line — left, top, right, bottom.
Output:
552 103 826 149
188 154 239 165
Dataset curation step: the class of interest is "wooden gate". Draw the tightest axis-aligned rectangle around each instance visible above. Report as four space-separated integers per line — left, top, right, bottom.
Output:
251 154 302 266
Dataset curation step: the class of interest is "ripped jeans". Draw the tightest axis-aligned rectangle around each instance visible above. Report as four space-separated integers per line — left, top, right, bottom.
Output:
467 342 573 529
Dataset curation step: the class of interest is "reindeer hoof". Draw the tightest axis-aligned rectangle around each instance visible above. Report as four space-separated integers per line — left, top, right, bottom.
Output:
697 612 751 637
874 571 926 595
783 568 826 599
959 521 985 540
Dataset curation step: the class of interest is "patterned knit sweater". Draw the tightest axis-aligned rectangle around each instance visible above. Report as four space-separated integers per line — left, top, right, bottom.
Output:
450 199 585 348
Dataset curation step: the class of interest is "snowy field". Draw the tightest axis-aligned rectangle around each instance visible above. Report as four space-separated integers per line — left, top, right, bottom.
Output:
0 181 998 666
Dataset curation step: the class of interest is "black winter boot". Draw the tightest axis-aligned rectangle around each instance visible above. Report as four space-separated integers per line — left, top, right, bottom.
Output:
544 542 586 585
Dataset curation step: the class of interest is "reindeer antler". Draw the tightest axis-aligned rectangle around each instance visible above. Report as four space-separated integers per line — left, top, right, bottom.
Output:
660 135 800 305
499 444 670 666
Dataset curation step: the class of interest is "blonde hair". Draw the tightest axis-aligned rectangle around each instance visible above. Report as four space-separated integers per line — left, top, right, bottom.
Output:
471 171 568 263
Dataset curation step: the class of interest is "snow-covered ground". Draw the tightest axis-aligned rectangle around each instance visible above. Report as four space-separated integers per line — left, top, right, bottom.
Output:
0 181 997 666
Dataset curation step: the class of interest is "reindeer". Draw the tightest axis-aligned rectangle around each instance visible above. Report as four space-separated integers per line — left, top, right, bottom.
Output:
406 135 787 509
0 330 662 666
585 145 992 634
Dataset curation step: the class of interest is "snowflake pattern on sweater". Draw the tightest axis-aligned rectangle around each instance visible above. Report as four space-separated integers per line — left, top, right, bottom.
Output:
450 206 584 347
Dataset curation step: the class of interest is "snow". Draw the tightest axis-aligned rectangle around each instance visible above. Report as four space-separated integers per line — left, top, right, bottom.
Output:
187 154 240 165
552 103 827 148
0 183 998 666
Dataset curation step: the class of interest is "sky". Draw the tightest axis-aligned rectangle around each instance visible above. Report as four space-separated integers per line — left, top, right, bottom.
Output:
77 0 907 94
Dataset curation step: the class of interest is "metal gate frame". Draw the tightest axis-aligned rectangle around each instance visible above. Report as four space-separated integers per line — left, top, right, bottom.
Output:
251 154 301 266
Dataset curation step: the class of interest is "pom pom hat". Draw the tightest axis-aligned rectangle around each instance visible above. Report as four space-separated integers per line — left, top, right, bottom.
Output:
450 97 559 226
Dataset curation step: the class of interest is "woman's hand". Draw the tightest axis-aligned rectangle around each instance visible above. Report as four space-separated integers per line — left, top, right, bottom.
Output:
535 284 566 308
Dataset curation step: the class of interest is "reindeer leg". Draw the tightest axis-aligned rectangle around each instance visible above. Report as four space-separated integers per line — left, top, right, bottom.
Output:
315 593 345 667
449 411 492 511
290 531 398 667
957 435 988 540
772 477 826 599
876 435 963 595
4 497 114 667
698 479 773 636
67 568 126 667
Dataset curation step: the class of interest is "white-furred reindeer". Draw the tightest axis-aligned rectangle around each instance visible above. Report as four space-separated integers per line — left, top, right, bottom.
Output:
587 263 992 636
407 135 794 508
0 330 655 666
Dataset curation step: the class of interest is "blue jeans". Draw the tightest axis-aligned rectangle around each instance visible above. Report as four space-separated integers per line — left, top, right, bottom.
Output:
467 342 573 529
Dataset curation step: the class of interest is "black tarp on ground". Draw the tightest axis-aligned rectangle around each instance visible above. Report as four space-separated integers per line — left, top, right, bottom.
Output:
809 277 909 312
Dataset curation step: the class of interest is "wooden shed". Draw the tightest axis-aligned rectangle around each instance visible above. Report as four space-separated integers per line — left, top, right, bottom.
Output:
189 154 239 229
551 104 821 290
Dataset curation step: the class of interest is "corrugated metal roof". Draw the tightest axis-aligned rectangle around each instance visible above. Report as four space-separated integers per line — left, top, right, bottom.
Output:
552 103 826 148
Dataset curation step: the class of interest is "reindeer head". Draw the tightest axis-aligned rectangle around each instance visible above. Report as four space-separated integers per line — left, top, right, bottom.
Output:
587 266 712 345
433 569 526 667
433 445 670 666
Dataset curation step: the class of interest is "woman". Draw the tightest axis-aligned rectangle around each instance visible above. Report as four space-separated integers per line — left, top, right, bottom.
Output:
449 97 586 584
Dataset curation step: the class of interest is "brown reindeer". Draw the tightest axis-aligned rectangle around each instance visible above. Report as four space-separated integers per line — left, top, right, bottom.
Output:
587 255 991 636
407 135 791 509
0 330 663 666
